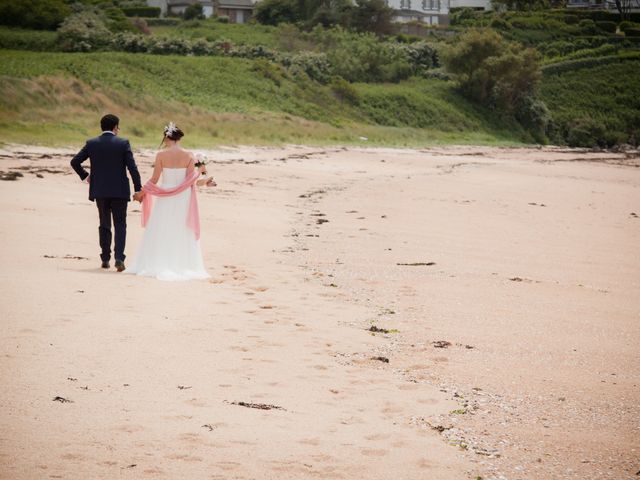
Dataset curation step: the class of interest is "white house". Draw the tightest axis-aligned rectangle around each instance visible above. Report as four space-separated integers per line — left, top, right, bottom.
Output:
566 0 640 12
385 0 451 25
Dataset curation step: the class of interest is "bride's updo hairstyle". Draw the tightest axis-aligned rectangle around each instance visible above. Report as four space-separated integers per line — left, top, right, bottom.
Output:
163 122 184 143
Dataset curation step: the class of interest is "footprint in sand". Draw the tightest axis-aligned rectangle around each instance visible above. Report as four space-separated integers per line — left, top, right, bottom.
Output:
60 453 85 461
298 438 321 446
165 453 203 462
114 424 145 434
364 433 391 441
360 449 388 457
215 461 241 471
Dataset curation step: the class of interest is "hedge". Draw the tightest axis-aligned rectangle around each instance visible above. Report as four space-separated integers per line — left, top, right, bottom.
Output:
542 51 640 75
144 18 181 26
548 9 640 23
121 7 161 18
595 21 616 33
0 28 57 51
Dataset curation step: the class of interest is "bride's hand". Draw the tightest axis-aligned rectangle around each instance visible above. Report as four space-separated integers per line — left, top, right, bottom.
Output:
206 177 216 187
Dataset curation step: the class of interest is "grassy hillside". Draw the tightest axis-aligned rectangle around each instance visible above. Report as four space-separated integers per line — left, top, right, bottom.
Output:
541 56 640 146
149 19 280 48
0 49 528 147
1 9 638 148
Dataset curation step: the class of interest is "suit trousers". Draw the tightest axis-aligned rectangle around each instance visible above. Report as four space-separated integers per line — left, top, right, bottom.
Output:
96 198 128 262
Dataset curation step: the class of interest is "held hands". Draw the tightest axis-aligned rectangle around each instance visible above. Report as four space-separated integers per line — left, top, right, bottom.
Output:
132 191 145 203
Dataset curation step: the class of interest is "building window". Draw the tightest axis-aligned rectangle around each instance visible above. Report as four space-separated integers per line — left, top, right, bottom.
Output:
422 0 439 10
401 0 412 9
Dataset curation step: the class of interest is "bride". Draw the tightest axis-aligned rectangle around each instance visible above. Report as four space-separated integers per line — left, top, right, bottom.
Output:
126 122 215 281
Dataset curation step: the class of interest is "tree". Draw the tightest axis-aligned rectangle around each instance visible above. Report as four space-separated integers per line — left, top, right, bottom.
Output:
348 0 394 36
613 0 640 21
0 0 70 30
255 0 352 27
255 0 301 25
443 29 543 114
183 3 204 20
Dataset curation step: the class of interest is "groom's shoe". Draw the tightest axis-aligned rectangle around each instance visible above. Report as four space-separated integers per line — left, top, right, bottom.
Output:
101 261 109 269
115 260 125 272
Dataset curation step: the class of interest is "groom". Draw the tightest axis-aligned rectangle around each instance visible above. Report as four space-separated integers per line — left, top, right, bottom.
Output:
70 114 143 272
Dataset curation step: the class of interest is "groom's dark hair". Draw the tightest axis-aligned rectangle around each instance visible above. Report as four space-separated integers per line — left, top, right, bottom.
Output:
101 114 119 132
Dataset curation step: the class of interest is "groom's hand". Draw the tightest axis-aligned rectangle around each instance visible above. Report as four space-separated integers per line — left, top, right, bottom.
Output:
132 191 144 202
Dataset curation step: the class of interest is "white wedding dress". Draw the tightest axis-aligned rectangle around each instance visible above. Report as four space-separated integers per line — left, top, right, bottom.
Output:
126 168 209 281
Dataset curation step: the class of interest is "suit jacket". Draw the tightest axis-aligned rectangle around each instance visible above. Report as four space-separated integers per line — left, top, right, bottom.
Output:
70 133 142 201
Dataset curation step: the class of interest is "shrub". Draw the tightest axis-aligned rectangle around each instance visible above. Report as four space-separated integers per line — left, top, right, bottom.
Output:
255 0 300 25
490 17 511 30
181 19 202 28
251 58 285 85
541 51 640 74
564 14 578 25
147 36 193 55
450 8 480 26
516 95 551 143
579 19 598 35
216 15 230 23
102 6 136 32
191 38 218 55
422 69 454 80
121 6 161 18
57 11 112 52
145 18 181 27
596 21 617 33
284 51 332 83
348 0 395 37
183 4 204 20
618 21 639 32
306 26 413 82
566 117 606 148
560 43 618 61
131 17 151 35
0 0 70 30
625 28 640 37
443 28 543 120
111 32 149 53
0 27 57 51
329 76 360 104
403 40 439 74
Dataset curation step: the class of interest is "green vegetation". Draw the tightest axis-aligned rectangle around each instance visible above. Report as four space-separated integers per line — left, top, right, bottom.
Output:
0 1 638 148
0 0 70 30
148 19 280 48
0 50 527 147
541 59 640 147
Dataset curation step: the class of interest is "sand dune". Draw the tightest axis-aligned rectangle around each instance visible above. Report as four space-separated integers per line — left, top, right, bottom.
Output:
0 144 638 480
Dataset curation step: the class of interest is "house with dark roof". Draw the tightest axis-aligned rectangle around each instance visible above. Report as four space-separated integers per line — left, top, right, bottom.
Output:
216 0 256 23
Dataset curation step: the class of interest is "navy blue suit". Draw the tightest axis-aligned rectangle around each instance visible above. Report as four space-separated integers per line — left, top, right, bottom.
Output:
70 133 142 263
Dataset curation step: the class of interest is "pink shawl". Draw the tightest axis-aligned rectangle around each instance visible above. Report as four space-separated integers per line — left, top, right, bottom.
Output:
141 170 201 240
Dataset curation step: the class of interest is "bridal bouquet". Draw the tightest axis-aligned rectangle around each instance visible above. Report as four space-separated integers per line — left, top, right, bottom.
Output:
195 153 217 187
195 153 208 175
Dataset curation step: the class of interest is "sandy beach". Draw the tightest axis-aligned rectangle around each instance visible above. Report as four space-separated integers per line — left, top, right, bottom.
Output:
0 144 638 480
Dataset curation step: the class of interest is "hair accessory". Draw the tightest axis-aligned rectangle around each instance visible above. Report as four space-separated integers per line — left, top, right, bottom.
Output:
164 121 179 137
